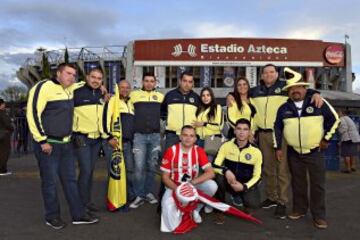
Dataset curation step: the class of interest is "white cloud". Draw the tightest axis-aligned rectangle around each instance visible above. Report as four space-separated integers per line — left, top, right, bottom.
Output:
0 58 23 90
187 22 257 38
284 27 328 40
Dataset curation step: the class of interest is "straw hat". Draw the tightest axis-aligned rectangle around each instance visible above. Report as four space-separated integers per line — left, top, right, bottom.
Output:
282 67 310 91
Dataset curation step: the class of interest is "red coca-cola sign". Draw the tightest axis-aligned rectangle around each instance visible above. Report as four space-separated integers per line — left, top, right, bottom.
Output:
324 45 344 64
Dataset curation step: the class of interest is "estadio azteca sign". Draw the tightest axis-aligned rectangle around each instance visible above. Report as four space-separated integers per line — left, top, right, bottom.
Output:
200 43 287 54
134 38 344 67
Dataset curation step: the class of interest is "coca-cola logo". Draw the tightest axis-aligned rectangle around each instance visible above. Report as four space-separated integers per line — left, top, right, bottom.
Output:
325 45 344 64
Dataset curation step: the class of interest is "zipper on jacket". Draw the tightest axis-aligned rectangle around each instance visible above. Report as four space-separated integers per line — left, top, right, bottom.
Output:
264 96 269 128
183 95 186 127
298 116 302 154
236 147 243 177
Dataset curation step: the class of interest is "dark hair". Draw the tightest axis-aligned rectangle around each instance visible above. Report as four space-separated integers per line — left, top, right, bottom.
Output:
181 125 196 133
235 118 251 129
262 64 278 74
0 98 4 105
87 67 103 75
196 87 217 121
180 71 193 79
143 72 156 81
57 63 77 72
233 77 250 112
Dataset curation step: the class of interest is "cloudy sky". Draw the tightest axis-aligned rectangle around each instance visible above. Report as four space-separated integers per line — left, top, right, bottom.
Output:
1 0 359 91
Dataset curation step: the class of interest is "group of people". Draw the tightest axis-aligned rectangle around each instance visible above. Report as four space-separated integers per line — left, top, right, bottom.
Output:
24 61 342 232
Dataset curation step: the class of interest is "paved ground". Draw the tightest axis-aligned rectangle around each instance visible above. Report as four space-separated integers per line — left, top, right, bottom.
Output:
1 154 360 240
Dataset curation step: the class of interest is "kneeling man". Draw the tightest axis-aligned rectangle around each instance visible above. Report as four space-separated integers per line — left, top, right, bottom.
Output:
213 118 262 224
160 125 217 233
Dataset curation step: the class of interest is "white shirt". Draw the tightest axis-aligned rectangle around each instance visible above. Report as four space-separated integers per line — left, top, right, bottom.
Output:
294 101 304 117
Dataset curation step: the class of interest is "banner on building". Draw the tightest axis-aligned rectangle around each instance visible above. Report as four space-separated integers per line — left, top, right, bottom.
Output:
106 61 121 94
200 66 212 87
223 67 235 87
84 61 100 75
177 66 191 81
155 66 166 88
246 67 257 87
133 66 143 89
305 68 315 89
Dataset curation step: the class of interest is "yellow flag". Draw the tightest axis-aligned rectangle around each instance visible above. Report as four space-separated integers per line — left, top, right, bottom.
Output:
107 86 127 211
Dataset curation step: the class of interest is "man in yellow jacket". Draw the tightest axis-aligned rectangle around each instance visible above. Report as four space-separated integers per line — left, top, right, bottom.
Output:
213 118 262 224
72 67 117 212
27 63 98 229
129 73 164 209
273 68 339 229
249 64 323 219
161 71 201 149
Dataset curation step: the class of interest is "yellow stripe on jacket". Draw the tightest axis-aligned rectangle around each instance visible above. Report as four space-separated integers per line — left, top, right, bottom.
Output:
196 104 223 139
227 100 256 130
213 140 262 189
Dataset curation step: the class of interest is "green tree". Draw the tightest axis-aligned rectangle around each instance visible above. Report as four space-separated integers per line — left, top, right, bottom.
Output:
0 86 28 103
64 48 69 63
41 52 51 79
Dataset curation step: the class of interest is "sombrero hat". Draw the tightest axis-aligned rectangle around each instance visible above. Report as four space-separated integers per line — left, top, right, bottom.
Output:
282 67 310 91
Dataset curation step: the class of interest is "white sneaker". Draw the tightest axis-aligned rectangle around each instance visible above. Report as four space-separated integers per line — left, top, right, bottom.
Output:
193 210 202 223
129 197 145 209
204 206 213 214
0 171 12 176
145 193 158 204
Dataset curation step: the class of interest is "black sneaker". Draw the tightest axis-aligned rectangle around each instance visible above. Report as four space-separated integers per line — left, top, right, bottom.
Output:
0 171 12 176
261 199 278 209
46 218 66 230
231 195 243 207
72 213 99 225
274 204 287 219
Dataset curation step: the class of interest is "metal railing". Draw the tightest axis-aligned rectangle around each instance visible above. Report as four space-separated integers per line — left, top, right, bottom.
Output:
10 116 32 157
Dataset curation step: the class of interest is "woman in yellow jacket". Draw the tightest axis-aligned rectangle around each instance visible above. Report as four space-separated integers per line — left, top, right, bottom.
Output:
192 87 223 160
227 77 256 139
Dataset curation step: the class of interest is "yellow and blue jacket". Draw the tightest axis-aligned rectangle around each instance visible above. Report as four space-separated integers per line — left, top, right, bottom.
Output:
250 80 288 131
119 98 134 141
161 88 200 135
195 104 224 140
129 89 164 134
227 100 257 130
27 79 83 144
273 95 339 154
72 84 106 139
213 140 262 190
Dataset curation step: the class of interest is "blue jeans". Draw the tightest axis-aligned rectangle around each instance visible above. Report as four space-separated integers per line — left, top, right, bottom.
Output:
123 140 135 200
103 139 136 201
74 135 102 206
33 141 85 221
133 133 161 198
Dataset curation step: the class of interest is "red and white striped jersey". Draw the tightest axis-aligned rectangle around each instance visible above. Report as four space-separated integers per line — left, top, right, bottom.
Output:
160 143 211 184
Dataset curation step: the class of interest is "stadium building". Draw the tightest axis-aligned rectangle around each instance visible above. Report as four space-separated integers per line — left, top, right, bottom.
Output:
16 37 360 108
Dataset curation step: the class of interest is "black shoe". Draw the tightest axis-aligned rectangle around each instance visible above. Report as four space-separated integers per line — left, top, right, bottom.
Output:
72 213 99 225
351 168 356 172
341 170 351 174
231 195 243 207
86 203 100 212
46 218 66 230
274 204 287 219
261 199 278 209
